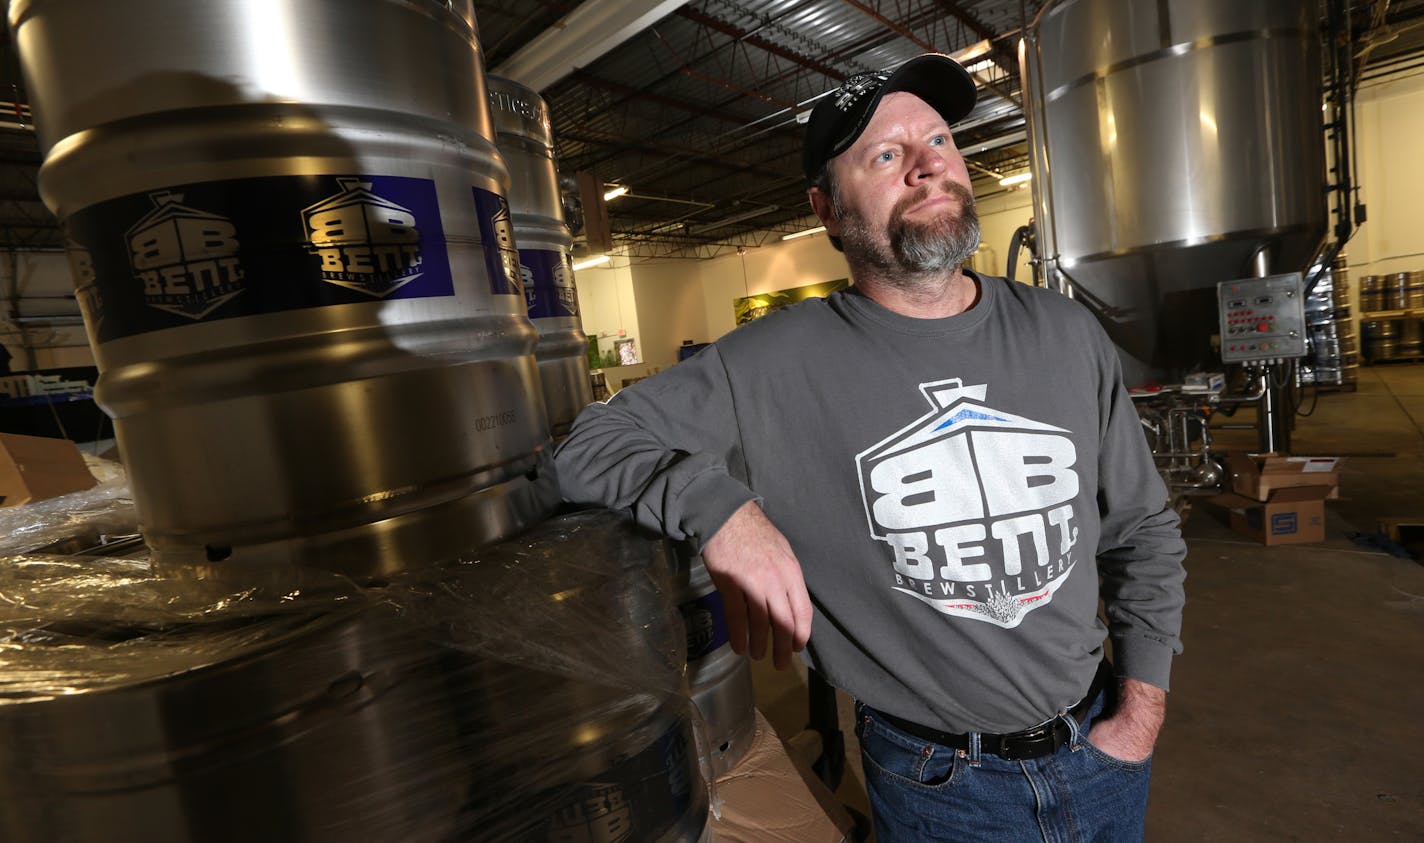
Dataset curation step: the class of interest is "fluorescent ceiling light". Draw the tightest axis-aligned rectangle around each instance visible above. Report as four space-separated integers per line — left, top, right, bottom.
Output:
782 225 826 241
998 172 1032 187
949 39 992 65
603 185 629 201
572 254 611 271
965 58 995 74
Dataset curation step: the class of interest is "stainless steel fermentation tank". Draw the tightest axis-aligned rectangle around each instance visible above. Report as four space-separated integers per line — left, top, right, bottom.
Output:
486 75 595 438
1022 0 1327 387
9 0 559 578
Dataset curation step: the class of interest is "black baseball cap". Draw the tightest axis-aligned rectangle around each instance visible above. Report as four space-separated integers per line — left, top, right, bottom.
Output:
802 53 978 185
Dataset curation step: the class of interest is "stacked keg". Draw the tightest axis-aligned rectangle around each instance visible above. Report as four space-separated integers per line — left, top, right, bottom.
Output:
668 543 758 778
6 1 709 840
12 0 562 579
1301 254 1358 387
486 76 594 439
1359 273 1384 313
0 512 710 843
1360 269 1424 363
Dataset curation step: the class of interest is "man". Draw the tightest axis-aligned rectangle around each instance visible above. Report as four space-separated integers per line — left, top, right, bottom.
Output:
555 53 1186 842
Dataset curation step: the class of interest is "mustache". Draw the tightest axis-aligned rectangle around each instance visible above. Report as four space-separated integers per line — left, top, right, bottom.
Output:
891 179 976 218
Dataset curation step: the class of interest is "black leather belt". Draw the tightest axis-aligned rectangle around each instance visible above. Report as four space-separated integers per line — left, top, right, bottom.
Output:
864 660 1114 762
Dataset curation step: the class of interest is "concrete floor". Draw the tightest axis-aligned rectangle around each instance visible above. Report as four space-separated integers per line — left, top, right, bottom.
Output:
751 363 1424 841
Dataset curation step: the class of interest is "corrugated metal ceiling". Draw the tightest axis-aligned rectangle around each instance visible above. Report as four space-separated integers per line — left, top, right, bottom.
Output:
0 0 1422 259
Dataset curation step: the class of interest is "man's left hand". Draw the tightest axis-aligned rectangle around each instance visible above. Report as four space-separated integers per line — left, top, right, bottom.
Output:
1085 678 1165 762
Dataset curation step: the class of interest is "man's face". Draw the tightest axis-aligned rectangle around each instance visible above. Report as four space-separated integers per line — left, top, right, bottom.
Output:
811 91 980 274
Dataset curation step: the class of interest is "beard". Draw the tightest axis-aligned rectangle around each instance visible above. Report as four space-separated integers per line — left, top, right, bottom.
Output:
836 180 981 276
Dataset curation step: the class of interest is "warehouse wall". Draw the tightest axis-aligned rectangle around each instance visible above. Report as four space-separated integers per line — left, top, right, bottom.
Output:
700 229 852 340
0 250 91 372
1352 61 1424 277
572 258 641 362
629 260 708 369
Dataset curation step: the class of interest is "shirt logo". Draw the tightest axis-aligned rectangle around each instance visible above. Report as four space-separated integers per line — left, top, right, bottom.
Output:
125 192 246 319
855 379 1082 628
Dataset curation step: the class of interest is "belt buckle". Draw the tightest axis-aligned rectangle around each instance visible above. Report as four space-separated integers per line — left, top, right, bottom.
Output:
998 721 1064 761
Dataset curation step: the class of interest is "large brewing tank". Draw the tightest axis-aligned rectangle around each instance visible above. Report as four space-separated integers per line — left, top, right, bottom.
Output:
9 0 559 577
1021 0 1327 386
486 75 595 439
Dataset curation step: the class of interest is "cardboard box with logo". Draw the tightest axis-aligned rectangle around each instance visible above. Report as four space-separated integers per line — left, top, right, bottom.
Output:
1214 452 1342 546
0 432 98 507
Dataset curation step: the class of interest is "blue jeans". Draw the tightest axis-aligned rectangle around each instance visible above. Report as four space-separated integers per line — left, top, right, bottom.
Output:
855 689 1152 842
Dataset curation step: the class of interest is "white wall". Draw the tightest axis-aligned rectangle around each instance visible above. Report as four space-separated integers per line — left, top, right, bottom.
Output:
1 250 93 371
1351 63 1424 277
630 260 709 369
572 257 641 365
973 187 1035 282
700 224 854 340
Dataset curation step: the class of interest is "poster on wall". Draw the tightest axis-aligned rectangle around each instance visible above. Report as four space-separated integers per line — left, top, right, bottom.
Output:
733 278 849 325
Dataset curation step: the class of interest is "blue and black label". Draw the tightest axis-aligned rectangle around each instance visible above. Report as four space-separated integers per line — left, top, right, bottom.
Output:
519 248 580 319
679 590 730 662
472 187 522 297
1270 512 1299 535
63 175 458 343
542 719 694 842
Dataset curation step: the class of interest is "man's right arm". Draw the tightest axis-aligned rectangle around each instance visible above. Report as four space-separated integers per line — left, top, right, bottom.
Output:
553 346 757 549
553 347 812 668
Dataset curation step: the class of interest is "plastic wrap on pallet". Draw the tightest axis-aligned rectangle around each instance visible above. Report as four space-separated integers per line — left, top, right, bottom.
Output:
0 477 137 556
0 509 711 843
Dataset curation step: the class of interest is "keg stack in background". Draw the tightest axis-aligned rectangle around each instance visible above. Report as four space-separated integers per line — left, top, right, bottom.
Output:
1360 268 1424 364
486 76 595 439
1301 254 1358 389
2 1 716 841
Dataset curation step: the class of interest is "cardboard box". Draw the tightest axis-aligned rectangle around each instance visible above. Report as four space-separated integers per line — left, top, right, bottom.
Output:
1215 487 1330 546
710 710 855 843
0 432 97 507
1226 452 1342 501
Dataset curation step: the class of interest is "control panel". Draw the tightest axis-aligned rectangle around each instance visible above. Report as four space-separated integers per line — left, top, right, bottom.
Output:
1217 272 1307 363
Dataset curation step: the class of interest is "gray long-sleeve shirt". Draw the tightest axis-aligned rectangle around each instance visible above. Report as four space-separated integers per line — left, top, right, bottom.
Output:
555 273 1186 734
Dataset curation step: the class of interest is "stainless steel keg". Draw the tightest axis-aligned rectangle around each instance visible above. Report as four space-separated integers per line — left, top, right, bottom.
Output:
1360 275 1382 313
1386 273 1410 310
1401 319 1423 358
486 75 594 439
1364 321 1400 361
1408 271 1424 309
667 542 757 778
10 0 559 578
0 510 709 843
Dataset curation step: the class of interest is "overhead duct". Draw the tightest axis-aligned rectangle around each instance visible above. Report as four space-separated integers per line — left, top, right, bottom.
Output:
492 0 687 92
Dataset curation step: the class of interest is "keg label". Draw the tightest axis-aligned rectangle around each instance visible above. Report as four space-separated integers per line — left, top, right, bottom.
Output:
125 192 247 319
472 187 523 297
66 239 106 337
302 177 446 298
543 720 694 843
63 175 456 342
679 591 730 662
520 248 580 319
